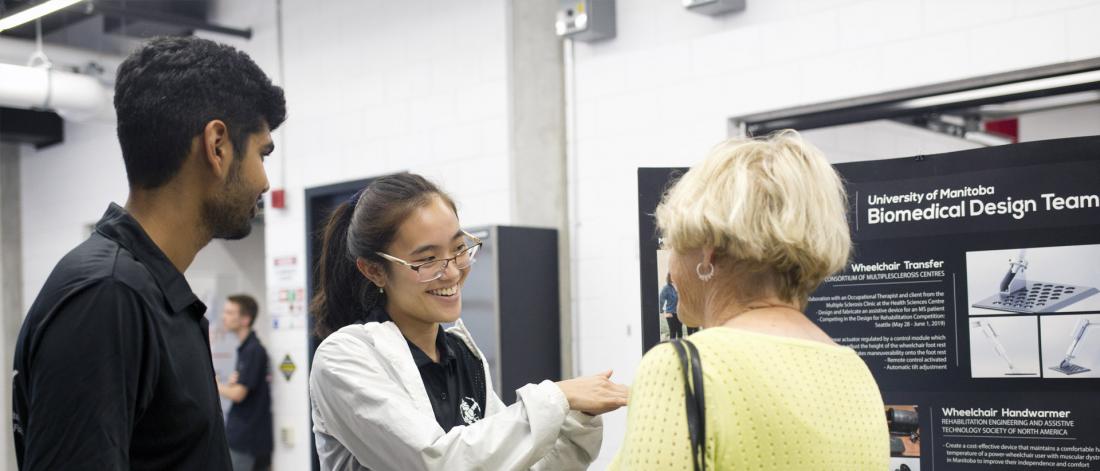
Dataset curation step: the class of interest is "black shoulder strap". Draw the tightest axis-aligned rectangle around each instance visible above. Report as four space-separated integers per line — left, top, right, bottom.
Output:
671 339 706 471
685 340 706 462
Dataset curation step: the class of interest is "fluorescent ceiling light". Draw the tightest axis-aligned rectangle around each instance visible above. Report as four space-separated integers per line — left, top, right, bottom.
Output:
980 91 1100 117
898 70 1100 110
0 0 85 33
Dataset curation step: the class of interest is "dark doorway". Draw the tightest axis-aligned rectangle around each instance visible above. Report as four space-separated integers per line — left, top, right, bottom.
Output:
304 176 382 471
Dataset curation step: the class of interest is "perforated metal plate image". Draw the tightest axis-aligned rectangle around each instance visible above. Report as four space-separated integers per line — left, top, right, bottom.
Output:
967 245 1100 316
1050 362 1091 375
1041 314 1100 378
972 281 1099 314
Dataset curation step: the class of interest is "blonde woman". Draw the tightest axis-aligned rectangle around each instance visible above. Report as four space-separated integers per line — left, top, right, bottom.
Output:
611 131 889 470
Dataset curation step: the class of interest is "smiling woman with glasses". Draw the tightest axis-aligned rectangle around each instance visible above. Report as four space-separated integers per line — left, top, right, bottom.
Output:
308 173 628 470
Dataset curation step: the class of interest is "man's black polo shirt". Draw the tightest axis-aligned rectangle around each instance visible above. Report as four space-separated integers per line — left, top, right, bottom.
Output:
12 204 232 470
226 331 273 456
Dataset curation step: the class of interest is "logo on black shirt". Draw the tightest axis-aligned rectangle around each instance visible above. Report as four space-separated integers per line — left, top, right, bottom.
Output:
460 397 481 425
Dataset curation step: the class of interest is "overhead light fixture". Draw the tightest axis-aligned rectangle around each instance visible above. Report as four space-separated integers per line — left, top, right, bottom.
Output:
683 0 745 17
0 0 85 33
897 70 1100 110
980 91 1100 118
733 58 1100 135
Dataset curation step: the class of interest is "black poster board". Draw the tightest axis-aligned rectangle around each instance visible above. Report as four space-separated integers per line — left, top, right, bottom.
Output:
637 136 1100 471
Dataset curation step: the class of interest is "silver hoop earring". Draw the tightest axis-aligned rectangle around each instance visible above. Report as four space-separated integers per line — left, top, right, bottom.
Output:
696 262 715 282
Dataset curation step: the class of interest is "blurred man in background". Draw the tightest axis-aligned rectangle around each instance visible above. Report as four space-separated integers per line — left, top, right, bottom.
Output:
217 294 273 471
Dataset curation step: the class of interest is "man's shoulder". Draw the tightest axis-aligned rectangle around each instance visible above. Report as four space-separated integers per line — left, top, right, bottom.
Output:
52 233 158 291
27 234 161 322
243 333 270 357
16 236 164 375
46 233 118 287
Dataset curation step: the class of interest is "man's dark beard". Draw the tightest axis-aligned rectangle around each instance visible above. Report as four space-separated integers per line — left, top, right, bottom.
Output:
202 162 253 240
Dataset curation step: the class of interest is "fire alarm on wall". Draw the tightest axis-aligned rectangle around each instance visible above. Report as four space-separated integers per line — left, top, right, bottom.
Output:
271 189 286 209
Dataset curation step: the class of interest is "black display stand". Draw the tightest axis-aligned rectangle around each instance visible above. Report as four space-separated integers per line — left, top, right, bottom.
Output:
462 225 561 405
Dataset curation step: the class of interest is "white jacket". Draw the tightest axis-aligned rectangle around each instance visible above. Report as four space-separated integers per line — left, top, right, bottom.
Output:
309 318 603 470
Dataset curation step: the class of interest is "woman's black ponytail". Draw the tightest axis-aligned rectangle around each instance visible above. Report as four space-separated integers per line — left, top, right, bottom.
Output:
310 173 457 339
311 197 380 338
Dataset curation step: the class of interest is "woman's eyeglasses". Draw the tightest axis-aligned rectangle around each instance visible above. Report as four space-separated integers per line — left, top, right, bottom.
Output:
376 231 482 283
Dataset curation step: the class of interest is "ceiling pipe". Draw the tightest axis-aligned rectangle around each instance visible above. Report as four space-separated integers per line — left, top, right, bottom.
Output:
0 63 112 121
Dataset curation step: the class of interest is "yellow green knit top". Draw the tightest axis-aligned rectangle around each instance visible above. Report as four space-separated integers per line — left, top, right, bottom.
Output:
610 327 889 470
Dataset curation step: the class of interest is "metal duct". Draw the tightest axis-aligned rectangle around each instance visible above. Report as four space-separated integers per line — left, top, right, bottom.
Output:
0 62 111 121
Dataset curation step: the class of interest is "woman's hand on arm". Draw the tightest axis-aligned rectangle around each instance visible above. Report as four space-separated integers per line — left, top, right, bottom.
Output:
555 370 629 416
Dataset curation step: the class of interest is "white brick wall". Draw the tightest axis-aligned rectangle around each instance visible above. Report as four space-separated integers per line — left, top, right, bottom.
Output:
267 0 511 221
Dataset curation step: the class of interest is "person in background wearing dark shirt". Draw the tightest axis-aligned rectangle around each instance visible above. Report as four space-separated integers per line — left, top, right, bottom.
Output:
12 36 285 470
217 294 274 471
659 273 681 339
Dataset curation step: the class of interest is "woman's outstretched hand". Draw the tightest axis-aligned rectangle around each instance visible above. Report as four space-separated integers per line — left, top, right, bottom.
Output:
556 370 629 415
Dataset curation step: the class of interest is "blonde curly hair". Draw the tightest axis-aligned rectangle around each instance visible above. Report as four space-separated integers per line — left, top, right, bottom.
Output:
655 130 851 304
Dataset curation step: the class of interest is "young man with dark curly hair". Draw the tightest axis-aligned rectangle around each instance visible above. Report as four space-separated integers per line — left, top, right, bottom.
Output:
12 36 286 470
